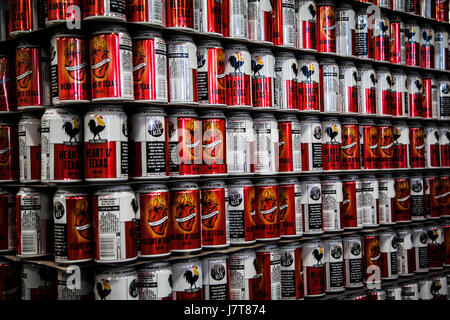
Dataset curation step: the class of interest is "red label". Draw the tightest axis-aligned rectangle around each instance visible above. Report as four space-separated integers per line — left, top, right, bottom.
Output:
429 144 440 167
381 90 393 115
139 192 170 256
0 127 18 181
133 39 156 101
166 0 194 28
130 142 142 178
362 125 378 169
422 79 433 118
54 143 82 180
9 0 34 33
363 236 381 281
347 86 358 113
66 197 93 261
342 182 357 228
90 34 123 99
373 36 389 61
393 92 404 116
84 141 118 179
394 179 411 222
428 244 443 269
317 6 336 53
48 0 81 22
255 185 280 240
84 0 106 17
443 225 450 265
201 188 227 247
244 186 256 242
125 221 138 259
0 196 8 250
390 23 402 64
169 189 202 251
174 289 204 300
322 144 341 170
208 0 222 34
406 43 420 66
0 57 16 111
393 145 408 169
200 48 225 104
254 253 273 300
429 178 441 218
29 145 41 180
441 145 450 167
16 47 43 108
252 77 273 108
285 80 297 109
342 125 361 170
302 21 316 50
305 266 325 296
364 89 377 114
436 1 449 22
298 82 319 110
272 0 283 45
278 122 293 172
409 128 425 168
377 126 394 169
178 117 201 176
420 46 434 69
278 184 296 236
202 118 226 175
226 74 251 106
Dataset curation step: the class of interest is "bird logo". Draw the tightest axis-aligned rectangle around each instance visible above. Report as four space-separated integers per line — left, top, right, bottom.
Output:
281 252 293 267
210 264 226 281
91 37 110 79
228 52 245 74
386 75 394 88
430 279 442 297
16 49 33 89
330 245 342 260
129 279 138 298
308 3 316 19
183 265 200 290
391 237 397 250
133 43 146 82
422 30 433 43
380 127 394 156
393 127 401 144
415 79 422 91
197 52 206 69
313 125 322 140
62 118 81 143
312 245 324 265
300 63 315 82
310 186 320 201
350 242 361 256
259 188 278 223
352 71 358 85
88 115 105 140
53 201 64 220
174 193 197 232
411 180 422 193
147 119 164 138
228 190 242 207
64 41 88 82
74 199 91 240
370 73 377 86
442 83 450 94
381 19 389 35
427 228 439 244
96 278 111 300
147 195 169 236
325 124 339 143
251 56 264 77
405 28 416 42
201 191 220 229
291 62 298 79
434 130 440 142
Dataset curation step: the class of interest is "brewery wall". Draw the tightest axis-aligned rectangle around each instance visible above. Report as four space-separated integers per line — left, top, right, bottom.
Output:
0 0 449 301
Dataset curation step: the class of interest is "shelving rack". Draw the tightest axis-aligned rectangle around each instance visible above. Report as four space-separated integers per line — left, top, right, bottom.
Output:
1 0 450 300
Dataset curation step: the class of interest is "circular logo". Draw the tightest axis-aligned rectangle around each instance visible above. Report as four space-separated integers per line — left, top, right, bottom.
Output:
313 126 322 140
420 232 428 244
331 245 342 259
129 279 138 298
350 242 361 256
391 237 397 249
148 119 164 137
310 186 321 201
281 252 293 267
412 180 422 193
228 191 242 207
210 264 226 281
54 201 65 220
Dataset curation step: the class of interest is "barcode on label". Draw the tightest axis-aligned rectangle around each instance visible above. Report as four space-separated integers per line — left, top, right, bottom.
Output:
21 231 37 254
99 234 117 259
